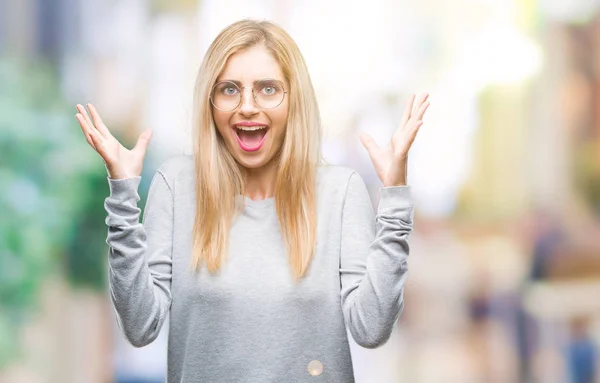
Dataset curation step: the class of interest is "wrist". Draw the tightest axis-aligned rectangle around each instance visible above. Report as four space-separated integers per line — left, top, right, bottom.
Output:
384 181 407 187
106 165 130 180
384 160 407 187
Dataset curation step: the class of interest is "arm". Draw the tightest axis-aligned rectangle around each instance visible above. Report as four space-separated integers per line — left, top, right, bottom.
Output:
340 171 414 349
105 170 173 347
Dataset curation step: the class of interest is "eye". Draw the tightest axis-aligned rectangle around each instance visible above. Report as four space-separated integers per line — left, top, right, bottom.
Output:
258 81 282 96
262 86 276 95
222 86 238 96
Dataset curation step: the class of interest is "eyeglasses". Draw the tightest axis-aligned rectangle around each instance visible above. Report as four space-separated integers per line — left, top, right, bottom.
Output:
210 79 287 112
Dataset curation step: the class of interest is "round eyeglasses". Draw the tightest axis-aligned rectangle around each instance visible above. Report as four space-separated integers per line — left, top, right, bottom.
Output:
210 79 287 112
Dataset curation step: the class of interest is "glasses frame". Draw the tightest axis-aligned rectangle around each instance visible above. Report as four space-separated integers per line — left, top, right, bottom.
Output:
210 79 288 112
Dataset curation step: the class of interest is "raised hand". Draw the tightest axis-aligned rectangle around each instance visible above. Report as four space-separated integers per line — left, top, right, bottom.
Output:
360 93 430 187
75 103 153 180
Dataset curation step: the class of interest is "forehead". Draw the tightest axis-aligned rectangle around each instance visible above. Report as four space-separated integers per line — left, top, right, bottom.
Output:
217 44 285 83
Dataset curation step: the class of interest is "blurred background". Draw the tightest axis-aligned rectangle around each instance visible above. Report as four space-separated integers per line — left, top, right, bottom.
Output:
1 0 600 382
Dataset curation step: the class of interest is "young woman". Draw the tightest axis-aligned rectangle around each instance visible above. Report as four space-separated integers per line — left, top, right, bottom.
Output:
76 19 429 383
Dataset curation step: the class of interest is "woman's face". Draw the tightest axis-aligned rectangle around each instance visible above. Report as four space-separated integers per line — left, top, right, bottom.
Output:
211 44 289 170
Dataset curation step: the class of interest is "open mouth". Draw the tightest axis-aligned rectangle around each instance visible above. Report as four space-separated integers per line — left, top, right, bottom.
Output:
234 125 269 151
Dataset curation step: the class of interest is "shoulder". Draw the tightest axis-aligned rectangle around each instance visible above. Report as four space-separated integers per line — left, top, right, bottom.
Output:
317 164 368 201
317 164 366 188
155 154 194 186
317 164 355 184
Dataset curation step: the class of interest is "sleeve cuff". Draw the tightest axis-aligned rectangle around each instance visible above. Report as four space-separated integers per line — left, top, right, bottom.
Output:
378 185 413 211
107 176 142 197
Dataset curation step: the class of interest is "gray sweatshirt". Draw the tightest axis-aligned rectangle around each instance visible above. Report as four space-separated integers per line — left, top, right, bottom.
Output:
105 155 413 383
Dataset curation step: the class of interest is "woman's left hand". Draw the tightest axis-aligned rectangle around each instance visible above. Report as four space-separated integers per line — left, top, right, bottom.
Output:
360 93 430 187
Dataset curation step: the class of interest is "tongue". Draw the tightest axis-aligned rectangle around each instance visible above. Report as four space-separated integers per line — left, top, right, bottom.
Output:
237 129 266 146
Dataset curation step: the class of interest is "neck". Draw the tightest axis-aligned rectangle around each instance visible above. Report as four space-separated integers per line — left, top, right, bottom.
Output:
241 159 278 201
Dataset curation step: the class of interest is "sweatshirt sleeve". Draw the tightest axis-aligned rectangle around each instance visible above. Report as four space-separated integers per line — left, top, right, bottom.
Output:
105 170 173 348
339 171 414 349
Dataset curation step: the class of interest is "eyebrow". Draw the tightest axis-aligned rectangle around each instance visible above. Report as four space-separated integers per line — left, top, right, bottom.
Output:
216 78 284 86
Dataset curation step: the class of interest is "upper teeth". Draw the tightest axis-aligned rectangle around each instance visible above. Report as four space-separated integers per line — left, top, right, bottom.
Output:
236 125 267 131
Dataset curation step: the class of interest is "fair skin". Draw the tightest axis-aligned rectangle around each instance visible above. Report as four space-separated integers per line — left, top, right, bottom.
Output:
74 103 153 180
74 47 429 191
212 44 290 201
360 93 430 187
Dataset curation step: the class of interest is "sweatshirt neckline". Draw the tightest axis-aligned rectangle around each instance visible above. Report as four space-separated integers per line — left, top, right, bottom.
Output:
236 195 275 208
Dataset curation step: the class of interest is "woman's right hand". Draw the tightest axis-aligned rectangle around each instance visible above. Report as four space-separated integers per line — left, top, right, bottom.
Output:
75 103 153 180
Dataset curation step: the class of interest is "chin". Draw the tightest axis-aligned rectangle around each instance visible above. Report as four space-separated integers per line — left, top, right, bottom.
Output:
234 148 271 169
235 156 269 170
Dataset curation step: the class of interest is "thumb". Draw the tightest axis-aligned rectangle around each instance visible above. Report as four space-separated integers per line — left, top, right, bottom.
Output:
359 133 379 155
133 128 154 154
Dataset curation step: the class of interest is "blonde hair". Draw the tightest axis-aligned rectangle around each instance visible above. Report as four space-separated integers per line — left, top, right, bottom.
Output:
190 19 322 280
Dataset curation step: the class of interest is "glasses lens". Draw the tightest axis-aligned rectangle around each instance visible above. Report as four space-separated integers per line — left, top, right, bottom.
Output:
211 81 240 111
253 79 285 109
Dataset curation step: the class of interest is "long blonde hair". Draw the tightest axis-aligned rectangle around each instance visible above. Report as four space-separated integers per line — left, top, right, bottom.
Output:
190 19 322 280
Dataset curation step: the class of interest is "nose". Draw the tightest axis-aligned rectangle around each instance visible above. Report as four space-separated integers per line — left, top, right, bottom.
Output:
239 87 259 116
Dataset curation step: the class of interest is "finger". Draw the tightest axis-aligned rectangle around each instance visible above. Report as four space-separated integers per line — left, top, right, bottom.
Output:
76 104 105 142
359 133 380 154
88 126 106 157
395 121 423 155
413 101 430 122
412 93 429 115
87 103 112 138
76 113 97 151
400 94 415 127
76 104 95 132
90 125 105 159
411 121 424 137
133 128 154 154
399 103 427 144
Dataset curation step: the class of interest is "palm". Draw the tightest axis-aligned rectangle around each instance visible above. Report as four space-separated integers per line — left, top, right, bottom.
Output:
360 93 430 186
367 143 396 186
107 138 144 175
75 104 153 179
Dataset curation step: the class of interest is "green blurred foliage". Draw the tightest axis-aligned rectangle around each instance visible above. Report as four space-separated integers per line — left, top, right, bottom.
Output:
0 58 120 367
